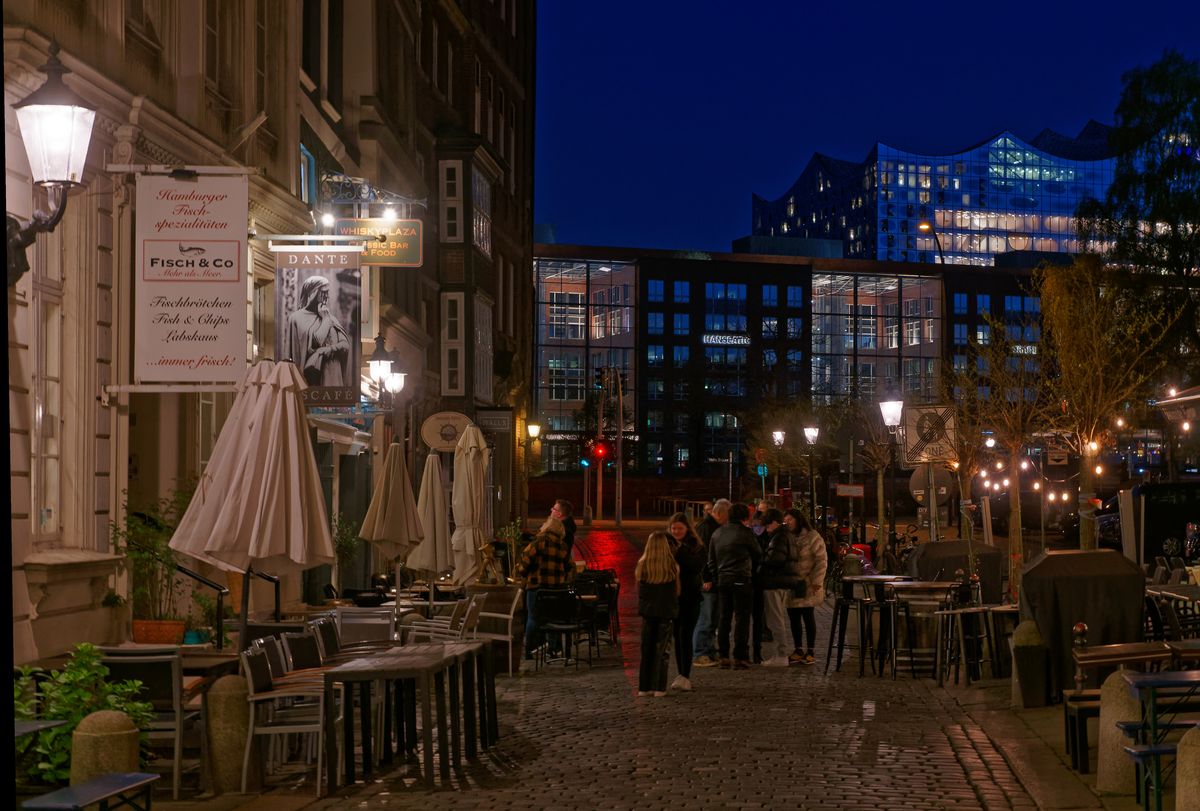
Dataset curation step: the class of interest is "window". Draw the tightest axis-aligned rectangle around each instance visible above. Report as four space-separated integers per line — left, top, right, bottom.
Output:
762 317 777 338
785 349 804 371
441 293 465 395
431 17 439 87
976 294 991 313
647 313 664 335
474 296 494 402
787 286 804 308
647 378 664 400
446 41 454 103
1004 295 1022 315
548 357 584 401
255 1 269 110
786 317 803 339
647 410 664 431
674 281 690 303
763 349 776 368
204 0 221 88
762 285 778 307
953 323 969 345
674 414 689 433
976 324 992 345
472 166 492 257
439 160 463 242
953 354 967 372
484 72 494 141
1023 296 1040 313
953 292 968 315
647 345 664 367
674 381 690 401
673 346 689 367
473 59 482 133
675 447 690 469
298 144 317 205
647 280 664 302
673 313 689 335
548 292 585 339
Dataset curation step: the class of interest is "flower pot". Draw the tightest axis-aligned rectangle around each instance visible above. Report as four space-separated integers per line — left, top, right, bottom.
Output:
132 619 186 644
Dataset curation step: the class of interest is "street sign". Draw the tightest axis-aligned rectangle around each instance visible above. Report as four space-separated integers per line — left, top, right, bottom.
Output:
836 483 865 498
903 405 957 464
756 463 768 477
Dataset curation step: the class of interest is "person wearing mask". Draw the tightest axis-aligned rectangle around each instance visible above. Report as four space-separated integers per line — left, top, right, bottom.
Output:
703 502 760 669
667 512 705 691
551 499 577 560
784 509 828 666
757 508 802 667
692 499 730 667
636 530 680 697
515 516 572 660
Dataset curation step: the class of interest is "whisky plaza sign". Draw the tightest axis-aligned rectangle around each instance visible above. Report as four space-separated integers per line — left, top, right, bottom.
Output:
334 218 423 267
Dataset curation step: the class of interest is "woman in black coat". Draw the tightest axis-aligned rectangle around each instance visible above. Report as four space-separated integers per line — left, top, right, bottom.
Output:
668 511 705 691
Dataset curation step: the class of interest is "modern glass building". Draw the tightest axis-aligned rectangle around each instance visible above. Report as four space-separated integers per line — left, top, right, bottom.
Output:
752 122 1116 266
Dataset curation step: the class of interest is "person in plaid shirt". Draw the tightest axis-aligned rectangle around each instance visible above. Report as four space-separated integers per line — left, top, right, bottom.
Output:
517 516 572 658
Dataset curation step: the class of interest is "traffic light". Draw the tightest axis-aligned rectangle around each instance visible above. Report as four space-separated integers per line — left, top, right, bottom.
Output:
580 458 590 468
594 441 608 459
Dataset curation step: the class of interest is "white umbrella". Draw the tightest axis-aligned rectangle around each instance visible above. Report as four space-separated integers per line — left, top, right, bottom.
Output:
358 441 424 589
450 425 490 586
409 454 451 576
169 360 334 639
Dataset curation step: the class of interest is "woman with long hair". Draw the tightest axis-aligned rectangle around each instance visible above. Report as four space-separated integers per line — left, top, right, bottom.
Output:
635 530 680 697
667 512 704 691
784 509 827 665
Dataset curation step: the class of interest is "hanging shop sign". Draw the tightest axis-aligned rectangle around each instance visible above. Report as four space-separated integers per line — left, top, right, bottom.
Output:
134 174 248 382
274 250 362 405
421 411 473 452
333 218 423 267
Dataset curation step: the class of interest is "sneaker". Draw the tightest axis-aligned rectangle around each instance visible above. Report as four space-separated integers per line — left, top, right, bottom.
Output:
734 659 752 670
762 656 790 668
803 654 816 666
718 658 733 669
671 675 692 692
652 691 667 698
788 651 805 665
693 655 718 668
636 690 650 697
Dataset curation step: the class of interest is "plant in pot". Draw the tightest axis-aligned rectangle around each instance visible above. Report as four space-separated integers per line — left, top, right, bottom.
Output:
111 486 194 644
331 511 360 598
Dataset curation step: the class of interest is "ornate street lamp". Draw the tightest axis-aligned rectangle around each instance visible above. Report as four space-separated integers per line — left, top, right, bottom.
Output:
804 426 819 521
772 430 785 494
7 43 96 286
879 396 904 550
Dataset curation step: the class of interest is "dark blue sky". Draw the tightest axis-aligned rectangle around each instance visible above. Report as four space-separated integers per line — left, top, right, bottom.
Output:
533 1 1200 252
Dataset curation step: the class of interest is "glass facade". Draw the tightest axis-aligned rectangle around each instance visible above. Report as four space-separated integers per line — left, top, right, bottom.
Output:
754 127 1116 266
534 258 637 471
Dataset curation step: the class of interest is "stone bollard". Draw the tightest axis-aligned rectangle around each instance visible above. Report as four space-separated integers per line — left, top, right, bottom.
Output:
206 675 260 794
1010 620 1049 708
70 710 140 785
1096 670 1140 794
1178 725 1200 811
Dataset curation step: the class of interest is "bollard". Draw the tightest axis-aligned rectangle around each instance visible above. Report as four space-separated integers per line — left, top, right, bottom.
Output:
1010 620 1048 708
70 710 140 786
206 674 260 794
1096 670 1140 794
1178 725 1200 811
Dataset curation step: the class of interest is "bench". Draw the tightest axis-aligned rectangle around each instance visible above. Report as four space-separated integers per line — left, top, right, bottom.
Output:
1063 690 1101 772
1123 744 1180 810
22 772 159 811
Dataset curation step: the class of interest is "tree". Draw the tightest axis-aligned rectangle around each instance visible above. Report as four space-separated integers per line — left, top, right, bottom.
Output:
1076 49 1200 376
942 355 990 538
1038 255 1185 546
970 315 1056 599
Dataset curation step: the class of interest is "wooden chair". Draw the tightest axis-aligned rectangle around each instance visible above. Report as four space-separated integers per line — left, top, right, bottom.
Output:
472 587 524 676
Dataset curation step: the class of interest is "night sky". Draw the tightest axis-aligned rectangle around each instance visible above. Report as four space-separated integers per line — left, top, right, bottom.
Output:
533 1 1200 253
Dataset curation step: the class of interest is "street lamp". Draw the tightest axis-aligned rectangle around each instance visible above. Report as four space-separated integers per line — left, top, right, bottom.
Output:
804 426 819 521
772 430 785 494
7 43 96 287
917 220 946 265
879 397 904 551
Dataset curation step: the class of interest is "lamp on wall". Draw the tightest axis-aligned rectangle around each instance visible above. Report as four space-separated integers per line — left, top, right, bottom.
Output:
369 333 406 405
7 43 96 287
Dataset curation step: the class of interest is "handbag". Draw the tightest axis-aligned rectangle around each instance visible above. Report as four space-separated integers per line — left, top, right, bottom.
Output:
790 581 807 599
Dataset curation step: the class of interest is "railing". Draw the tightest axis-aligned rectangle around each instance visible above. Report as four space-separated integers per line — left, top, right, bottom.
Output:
250 568 281 622
174 563 230 650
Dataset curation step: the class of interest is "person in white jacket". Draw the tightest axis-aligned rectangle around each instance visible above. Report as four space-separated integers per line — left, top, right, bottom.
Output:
784 509 828 665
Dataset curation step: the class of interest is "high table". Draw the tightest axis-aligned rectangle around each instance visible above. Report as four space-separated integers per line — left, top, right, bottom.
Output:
1122 669 1200 811
321 641 496 794
827 575 911 676
882 581 960 680
14 719 67 738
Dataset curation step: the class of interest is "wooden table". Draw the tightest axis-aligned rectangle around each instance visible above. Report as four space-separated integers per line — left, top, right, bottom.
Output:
14 719 66 738
1071 641 1172 694
321 641 496 794
1122 669 1200 811
1167 639 1200 667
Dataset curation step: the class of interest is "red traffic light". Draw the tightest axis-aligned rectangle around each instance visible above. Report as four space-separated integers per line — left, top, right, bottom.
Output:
594 443 608 458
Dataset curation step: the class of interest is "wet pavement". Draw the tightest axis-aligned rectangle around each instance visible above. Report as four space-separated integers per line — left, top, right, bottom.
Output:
151 522 1149 810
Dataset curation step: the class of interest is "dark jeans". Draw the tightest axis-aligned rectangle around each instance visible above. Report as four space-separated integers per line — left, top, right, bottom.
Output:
673 598 702 677
524 589 541 655
717 583 753 662
788 606 817 653
752 584 765 661
639 618 673 692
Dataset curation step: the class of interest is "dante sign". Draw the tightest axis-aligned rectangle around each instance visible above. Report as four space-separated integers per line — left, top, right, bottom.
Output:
275 250 362 405
334 218 423 267
134 174 248 382
903 405 958 464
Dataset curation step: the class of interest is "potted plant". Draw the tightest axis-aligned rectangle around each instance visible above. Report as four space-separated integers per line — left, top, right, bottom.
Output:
111 486 194 644
331 512 360 595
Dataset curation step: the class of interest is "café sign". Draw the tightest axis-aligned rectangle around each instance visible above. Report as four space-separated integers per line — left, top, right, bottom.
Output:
334 217 422 267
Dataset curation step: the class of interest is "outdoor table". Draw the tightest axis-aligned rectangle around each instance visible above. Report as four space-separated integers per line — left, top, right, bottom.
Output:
838 575 911 676
1167 639 1200 667
1122 669 1200 811
14 719 66 738
321 641 495 794
1071 641 1171 694
883 581 960 679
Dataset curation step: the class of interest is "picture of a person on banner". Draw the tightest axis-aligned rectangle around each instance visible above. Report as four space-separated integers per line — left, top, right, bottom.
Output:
283 275 352 388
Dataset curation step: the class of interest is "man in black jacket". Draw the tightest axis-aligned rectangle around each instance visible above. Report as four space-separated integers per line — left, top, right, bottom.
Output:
692 499 729 667
703 502 760 669
758 508 801 667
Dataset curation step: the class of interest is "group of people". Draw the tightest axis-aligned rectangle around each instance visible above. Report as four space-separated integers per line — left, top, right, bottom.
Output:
636 498 828 696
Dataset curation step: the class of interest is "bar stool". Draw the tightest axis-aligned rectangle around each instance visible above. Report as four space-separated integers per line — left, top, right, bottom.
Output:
936 607 994 686
888 587 953 680
824 580 875 675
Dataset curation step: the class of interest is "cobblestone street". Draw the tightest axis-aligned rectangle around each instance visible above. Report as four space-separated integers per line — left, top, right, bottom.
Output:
285 525 1049 811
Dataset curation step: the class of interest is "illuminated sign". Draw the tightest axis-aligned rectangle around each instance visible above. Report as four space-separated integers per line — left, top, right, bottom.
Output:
702 333 750 346
334 218 423 267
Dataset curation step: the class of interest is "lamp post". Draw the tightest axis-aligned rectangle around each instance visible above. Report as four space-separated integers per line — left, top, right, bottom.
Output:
772 430 785 495
369 333 407 443
917 220 946 265
7 43 96 286
879 398 904 552
804 426 819 521
524 422 541 523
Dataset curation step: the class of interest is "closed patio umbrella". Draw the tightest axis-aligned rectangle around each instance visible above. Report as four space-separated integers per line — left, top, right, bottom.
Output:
409 454 451 577
450 425 490 586
358 441 424 589
169 360 334 643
